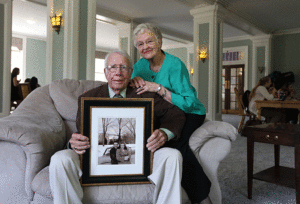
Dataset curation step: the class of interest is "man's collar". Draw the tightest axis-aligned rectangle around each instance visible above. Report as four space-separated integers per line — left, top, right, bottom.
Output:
108 86 127 98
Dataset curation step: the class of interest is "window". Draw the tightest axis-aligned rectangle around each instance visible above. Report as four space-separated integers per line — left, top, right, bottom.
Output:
95 58 107 82
11 37 25 82
223 51 243 62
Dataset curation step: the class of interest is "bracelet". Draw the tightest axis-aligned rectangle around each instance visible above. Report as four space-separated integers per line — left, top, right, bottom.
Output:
161 89 166 98
156 84 161 93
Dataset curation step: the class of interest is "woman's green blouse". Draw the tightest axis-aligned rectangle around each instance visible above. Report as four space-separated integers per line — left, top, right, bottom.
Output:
132 51 206 115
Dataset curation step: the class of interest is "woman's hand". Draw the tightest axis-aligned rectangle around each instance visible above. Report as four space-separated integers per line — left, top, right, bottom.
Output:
130 77 146 88
136 81 160 95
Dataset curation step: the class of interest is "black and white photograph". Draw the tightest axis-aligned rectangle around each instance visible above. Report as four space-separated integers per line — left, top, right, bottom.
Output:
97 117 136 165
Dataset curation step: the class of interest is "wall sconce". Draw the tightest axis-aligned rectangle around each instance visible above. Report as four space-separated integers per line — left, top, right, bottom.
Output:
197 47 209 63
258 66 264 73
50 14 62 34
189 68 194 75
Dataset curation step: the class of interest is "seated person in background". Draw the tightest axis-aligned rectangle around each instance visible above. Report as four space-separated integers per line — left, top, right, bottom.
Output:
279 82 296 100
249 76 284 123
277 82 298 124
49 50 186 204
25 78 31 83
288 83 296 99
29 76 40 92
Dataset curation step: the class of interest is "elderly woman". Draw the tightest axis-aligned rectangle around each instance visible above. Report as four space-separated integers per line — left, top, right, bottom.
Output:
131 23 211 204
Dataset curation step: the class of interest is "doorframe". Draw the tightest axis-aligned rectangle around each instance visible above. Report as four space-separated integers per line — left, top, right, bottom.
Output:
0 0 12 117
222 64 245 114
223 46 248 91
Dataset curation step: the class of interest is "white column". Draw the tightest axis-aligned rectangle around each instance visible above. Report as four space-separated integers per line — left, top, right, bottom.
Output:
63 0 80 80
0 0 12 117
251 35 272 88
45 0 53 85
190 4 224 121
86 0 97 80
117 21 136 64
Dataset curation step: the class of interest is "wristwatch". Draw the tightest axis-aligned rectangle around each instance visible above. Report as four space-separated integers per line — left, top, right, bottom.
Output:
156 84 161 93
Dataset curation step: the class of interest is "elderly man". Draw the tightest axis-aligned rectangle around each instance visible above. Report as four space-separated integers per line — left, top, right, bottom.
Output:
49 50 186 204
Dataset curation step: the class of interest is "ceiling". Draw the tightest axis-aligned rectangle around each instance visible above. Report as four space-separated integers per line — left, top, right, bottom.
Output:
12 0 300 50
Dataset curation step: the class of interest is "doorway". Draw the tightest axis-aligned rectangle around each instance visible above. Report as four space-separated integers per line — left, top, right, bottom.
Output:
222 64 244 114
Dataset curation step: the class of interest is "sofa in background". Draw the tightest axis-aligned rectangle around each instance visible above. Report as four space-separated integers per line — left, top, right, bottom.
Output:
0 79 237 204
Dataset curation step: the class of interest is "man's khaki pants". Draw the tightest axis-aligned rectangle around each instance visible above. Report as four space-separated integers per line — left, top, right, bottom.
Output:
49 147 183 204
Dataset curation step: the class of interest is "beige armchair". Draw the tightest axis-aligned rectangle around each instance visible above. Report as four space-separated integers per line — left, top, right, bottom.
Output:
0 79 237 204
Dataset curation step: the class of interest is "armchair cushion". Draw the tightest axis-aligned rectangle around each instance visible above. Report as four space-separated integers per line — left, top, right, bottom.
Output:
32 166 52 199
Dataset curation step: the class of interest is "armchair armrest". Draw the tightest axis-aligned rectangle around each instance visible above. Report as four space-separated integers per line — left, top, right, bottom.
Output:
189 120 237 153
189 121 237 204
0 86 66 198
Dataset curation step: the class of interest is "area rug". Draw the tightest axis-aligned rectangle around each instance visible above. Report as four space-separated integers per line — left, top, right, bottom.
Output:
220 114 296 204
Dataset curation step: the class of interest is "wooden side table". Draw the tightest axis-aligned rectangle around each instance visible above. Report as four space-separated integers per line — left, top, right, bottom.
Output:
243 123 300 203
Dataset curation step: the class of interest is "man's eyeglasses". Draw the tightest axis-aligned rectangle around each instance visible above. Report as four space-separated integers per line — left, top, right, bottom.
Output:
105 65 131 73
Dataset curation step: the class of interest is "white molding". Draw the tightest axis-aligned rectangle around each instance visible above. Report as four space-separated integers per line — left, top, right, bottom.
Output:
63 0 79 80
96 7 132 24
251 35 272 87
222 46 249 91
86 0 97 80
223 35 253 42
45 0 53 85
95 46 115 53
23 36 27 80
0 0 12 117
217 20 224 121
162 33 191 45
162 44 189 50
272 28 300 35
251 46 257 88
12 32 46 41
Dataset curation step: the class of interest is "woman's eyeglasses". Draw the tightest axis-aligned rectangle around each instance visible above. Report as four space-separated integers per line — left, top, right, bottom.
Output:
136 40 156 48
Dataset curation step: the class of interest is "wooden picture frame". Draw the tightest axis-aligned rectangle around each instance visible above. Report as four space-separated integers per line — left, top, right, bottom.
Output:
80 97 154 186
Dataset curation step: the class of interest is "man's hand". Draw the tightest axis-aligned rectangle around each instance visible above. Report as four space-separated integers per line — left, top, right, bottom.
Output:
70 133 90 155
146 129 168 152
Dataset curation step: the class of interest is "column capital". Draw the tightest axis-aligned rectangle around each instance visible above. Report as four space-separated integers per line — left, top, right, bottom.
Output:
190 3 225 23
251 34 272 46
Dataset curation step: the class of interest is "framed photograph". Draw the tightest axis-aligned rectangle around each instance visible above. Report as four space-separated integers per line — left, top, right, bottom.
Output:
80 97 154 186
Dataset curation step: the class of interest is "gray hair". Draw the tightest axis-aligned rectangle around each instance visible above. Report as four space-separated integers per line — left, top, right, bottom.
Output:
133 23 163 47
104 50 133 68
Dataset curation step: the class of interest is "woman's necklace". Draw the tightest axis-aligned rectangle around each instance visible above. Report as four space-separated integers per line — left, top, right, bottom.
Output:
149 67 159 81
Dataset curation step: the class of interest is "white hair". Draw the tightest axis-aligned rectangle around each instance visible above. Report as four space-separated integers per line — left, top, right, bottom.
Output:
104 50 133 68
133 23 162 47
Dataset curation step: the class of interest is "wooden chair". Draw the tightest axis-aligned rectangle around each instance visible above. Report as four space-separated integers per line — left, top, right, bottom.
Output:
10 83 31 112
18 83 31 100
234 87 256 133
